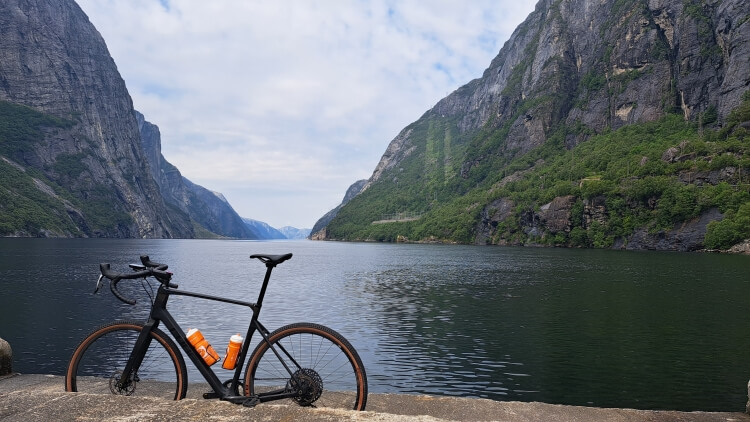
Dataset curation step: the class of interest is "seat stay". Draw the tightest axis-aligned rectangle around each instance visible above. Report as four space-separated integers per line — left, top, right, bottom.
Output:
254 320 303 377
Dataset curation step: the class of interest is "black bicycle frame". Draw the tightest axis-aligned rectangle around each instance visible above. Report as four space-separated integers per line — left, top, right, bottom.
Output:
119 262 301 404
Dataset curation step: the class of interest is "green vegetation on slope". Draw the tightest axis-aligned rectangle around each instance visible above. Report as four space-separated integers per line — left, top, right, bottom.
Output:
0 101 74 157
0 101 133 236
326 94 750 250
0 159 80 236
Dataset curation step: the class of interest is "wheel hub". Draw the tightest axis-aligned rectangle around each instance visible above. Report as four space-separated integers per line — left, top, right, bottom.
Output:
109 370 136 395
289 368 323 406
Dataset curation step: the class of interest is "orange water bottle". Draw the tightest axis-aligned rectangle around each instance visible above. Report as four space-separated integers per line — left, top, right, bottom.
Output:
186 328 220 366
222 334 243 370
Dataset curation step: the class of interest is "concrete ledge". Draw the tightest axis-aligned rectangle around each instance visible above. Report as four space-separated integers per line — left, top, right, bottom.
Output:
1 374 748 422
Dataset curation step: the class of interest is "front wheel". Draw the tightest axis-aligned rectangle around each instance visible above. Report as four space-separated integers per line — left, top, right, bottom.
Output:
65 320 188 400
245 323 368 410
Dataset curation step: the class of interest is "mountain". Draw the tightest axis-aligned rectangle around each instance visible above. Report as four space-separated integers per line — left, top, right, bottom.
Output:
241 219 311 239
241 218 286 239
315 0 750 252
0 0 196 237
137 111 260 239
309 179 367 240
279 226 312 240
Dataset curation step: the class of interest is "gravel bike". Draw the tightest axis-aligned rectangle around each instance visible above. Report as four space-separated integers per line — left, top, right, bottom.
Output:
64 253 368 410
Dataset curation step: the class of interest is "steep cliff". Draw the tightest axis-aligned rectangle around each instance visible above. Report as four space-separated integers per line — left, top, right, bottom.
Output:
319 0 750 251
0 0 191 237
136 112 259 239
373 0 749 185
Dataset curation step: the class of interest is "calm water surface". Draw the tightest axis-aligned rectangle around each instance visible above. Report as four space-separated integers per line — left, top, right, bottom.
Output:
0 238 749 411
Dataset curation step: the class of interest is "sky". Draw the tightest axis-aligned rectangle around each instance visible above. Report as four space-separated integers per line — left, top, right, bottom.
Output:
75 0 537 229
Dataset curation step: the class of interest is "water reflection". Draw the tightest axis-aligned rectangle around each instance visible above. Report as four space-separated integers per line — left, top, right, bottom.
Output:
336 245 750 410
349 254 536 398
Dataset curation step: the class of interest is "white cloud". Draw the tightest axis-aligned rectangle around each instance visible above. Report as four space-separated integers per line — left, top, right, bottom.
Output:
75 0 536 228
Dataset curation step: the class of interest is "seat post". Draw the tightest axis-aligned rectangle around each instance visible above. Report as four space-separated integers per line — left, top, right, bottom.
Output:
254 263 276 309
249 253 292 308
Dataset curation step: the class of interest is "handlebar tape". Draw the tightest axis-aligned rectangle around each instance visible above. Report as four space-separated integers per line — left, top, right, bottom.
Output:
99 263 176 305
110 277 137 305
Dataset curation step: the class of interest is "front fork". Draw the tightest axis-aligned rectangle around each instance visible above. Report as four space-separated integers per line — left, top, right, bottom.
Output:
117 320 157 391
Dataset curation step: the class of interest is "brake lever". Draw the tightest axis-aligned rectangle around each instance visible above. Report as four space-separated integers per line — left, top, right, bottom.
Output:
94 274 104 294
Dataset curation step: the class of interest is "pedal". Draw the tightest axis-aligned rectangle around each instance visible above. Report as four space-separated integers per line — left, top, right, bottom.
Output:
242 396 260 408
203 391 221 399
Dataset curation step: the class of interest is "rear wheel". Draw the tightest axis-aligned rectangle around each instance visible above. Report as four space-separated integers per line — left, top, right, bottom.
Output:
245 323 368 410
65 320 187 400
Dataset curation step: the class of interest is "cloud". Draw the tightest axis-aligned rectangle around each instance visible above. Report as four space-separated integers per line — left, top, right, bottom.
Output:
75 0 536 228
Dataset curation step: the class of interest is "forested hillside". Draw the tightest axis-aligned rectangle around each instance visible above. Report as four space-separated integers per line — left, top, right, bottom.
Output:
327 97 749 250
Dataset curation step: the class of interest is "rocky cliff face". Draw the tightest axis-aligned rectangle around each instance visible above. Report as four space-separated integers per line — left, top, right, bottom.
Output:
371 0 749 184
136 111 259 239
0 0 190 237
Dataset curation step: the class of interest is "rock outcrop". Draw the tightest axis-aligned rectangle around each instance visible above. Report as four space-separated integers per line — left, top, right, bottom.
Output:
0 337 11 376
622 208 723 251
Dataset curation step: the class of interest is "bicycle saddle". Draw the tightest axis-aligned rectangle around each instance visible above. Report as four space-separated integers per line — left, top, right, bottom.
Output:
250 253 293 267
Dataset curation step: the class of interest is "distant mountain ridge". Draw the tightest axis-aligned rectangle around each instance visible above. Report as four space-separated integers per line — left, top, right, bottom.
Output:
309 179 366 239
241 219 311 240
241 218 285 239
279 226 312 240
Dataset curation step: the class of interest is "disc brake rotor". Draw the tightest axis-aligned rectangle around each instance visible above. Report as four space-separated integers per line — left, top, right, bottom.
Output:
109 370 136 396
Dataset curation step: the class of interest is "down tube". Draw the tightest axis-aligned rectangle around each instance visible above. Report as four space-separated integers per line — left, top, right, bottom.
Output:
153 307 226 395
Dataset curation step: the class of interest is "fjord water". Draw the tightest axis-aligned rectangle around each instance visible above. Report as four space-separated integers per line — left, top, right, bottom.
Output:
1 239 748 411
